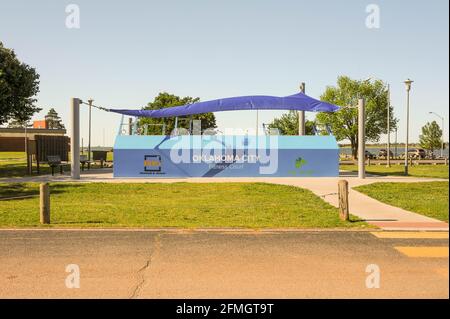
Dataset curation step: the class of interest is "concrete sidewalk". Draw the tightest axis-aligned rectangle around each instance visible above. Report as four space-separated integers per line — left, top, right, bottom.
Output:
1 169 448 231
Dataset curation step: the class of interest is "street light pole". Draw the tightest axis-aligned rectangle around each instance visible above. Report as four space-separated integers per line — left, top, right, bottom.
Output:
386 84 391 167
395 125 398 158
71 98 81 179
404 79 413 175
429 112 444 158
358 98 366 179
87 98 94 162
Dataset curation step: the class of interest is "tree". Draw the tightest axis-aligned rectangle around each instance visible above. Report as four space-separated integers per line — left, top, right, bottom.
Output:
45 108 65 129
267 110 316 135
419 121 443 152
0 42 41 125
7 118 30 128
315 76 397 159
138 92 216 135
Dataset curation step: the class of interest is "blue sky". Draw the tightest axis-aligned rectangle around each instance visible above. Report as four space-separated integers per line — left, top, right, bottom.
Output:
1 0 448 146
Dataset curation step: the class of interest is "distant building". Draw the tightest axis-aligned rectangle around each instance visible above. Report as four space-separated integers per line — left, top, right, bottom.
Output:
33 120 48 129
0 127 67 152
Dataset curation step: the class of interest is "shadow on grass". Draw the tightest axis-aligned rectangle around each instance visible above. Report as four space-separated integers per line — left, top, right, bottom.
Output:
0 183 84 200
0 162 111 178
348 218 367 223
54 220 107 225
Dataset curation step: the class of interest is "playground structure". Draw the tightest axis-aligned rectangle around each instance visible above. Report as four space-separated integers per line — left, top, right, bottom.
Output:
69 88 368 179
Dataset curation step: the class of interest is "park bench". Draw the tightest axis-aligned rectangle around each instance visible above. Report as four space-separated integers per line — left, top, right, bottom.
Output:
47 155 64 176
80 154 92 171
92 150 108 168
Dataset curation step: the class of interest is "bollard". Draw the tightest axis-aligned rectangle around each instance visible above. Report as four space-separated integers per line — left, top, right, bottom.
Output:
40 183 50 224
338 180 349 221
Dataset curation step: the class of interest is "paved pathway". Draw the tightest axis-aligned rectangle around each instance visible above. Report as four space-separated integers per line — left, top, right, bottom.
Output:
0 229 448 298
1 169 448 230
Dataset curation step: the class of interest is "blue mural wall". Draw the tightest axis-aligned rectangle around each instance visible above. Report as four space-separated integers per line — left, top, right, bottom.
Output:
113 135 339 178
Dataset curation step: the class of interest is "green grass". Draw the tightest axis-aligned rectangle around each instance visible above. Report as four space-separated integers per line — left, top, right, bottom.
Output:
0 151 113 178
340 164 449 179
0 152 46 177
0 182 369 228
354 182 449 222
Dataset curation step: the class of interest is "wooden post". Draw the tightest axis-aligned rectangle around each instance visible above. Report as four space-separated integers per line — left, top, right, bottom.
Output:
40 183 50 224
338 180 349 221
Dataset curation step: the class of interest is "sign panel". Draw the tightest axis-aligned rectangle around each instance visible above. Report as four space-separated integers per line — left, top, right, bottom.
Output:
113 135 339 178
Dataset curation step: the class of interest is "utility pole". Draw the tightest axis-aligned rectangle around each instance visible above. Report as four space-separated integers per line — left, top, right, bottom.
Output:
298 82 306 135
395 126 398 158
404 79 413 176
386 84 391 167
70 98 80 179
358 98 366 179
87 98 94 163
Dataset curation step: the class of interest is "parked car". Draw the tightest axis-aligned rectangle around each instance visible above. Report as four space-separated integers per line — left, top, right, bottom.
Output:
401 148 426 159
365 150 376 159
378 149 393 159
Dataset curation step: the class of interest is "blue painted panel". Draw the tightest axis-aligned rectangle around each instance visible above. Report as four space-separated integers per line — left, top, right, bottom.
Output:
113 135 339 178
114 135 339 150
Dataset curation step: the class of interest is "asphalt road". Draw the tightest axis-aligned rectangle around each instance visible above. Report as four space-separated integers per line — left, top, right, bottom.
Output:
0 229 448 298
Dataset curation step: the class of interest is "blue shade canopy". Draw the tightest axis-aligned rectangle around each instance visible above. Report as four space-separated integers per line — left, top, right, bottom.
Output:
109 92 339 118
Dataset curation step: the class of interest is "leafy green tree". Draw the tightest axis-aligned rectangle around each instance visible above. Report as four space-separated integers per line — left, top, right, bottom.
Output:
7 118 30 128
45 108 65 129
419 121 443 152
0 42 41 125
138 92 216 135
316 76 397 159
267 110 315 135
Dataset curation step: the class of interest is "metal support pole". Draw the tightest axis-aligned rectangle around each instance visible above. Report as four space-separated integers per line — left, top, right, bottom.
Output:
174 117 178 136
256 110 259 136
442 117 444 158
386 84 391 167
70 98 80 179
87 99 93 162
358 98 366 179
395 127 398 158
404 80 413 175
298 82 306 135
